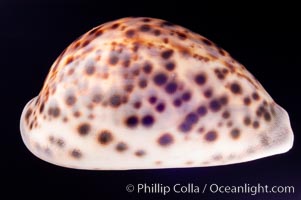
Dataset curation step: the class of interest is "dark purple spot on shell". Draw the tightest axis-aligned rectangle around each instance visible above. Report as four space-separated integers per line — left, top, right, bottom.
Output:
173 98 182 107
165 82 178 94
179 122 192 133
153 73 167 86
185 112 199 125
142 115 155 127
219 96 228 105
156 103 165 112
158 133 174 146
71 149 82 158
149 96 157 104
110 94 121 107
165 62 175 71
205 131 217 142
195 73 206 85
161 49 174 59
126 116 139 128
116 142 127 152
230 83 242 94
182 91 191 101
143 63 153 74
209 99 221 112
252 92 260 100
197 106 207 117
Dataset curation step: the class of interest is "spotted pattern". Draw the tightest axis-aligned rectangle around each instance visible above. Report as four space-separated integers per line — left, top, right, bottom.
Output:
20 17 293 170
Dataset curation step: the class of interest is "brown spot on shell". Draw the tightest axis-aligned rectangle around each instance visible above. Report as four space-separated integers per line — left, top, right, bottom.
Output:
25 108 32 122
124 84 134 93
48 106 60 118
111 23 120 29
138 79 147 89
176 32 187 40
202 38 213 46
153 29 161 36
78 123 91 136
252 92 260 100
222 111 230 119
135 150 146 157
264 112 271 122
140 24 151 32
125 29 135 38
92 93 102 103
133 101 142 109
243 116 251 126
98 130 113 145
109 54 119 65
253 121 260 129
65 56 74 65
66 95 76 106
39 103 45 113
243 97 251 105
57 139 65 147
230 128 240 139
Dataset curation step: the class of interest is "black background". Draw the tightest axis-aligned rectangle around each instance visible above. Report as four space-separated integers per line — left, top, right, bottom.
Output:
1 1 300 199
